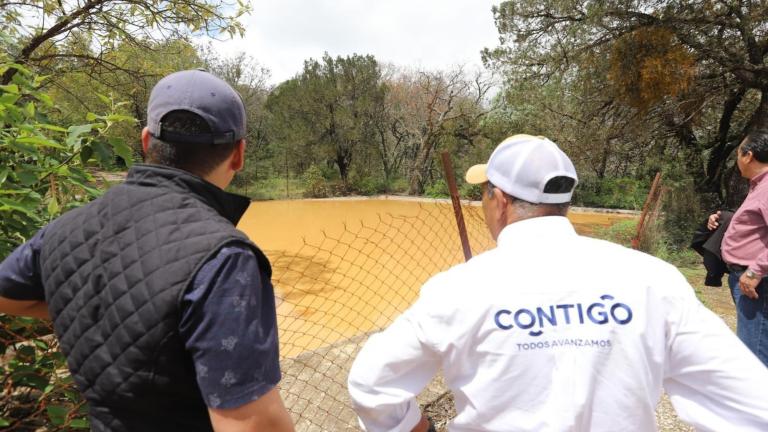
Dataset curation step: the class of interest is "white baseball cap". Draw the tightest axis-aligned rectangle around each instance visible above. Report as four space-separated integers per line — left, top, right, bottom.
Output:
465 134 578 204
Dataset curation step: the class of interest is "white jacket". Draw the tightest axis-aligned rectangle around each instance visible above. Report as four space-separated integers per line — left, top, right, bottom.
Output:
348 216 768 432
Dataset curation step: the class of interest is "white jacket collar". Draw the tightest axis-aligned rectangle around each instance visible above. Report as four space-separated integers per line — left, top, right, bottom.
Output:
496 216 576 247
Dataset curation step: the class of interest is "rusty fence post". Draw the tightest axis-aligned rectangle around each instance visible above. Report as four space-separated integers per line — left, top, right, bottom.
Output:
440 151 472 262
650 186 666 222
632 172 662 249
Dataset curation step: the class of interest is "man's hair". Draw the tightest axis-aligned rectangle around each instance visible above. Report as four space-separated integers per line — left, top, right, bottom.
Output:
740 130 768 163
145 110 237 176
508 195 570 217
487 180 570 217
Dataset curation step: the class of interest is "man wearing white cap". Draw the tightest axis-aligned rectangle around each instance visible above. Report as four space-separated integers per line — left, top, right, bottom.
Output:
347 135 768 431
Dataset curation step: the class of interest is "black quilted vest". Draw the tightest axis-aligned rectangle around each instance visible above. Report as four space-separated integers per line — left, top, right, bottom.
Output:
40 164 269 432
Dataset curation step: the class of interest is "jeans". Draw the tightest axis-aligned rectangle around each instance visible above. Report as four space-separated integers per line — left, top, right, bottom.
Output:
728 271 768 367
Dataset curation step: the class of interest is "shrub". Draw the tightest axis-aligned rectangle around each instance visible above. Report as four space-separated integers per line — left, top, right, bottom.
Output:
460 183 483 201
573 177 649 210
351 176 387 196
1 62 134 430
593 219 637 247
319 164 338 181
424 179 449 198
387 177 409 194
302 165 329 198
660 179 704 250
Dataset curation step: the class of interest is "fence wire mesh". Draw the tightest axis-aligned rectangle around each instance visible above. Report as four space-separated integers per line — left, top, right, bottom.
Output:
270 201 494 431
265 199 635 430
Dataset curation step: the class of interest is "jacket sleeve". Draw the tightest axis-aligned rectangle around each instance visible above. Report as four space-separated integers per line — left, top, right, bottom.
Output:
663 276 768 430
347 300 440 432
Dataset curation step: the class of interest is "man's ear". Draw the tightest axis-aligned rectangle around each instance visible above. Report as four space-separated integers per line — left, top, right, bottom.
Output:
492 187 509 221
743 149 755 164
493 186 507 206
230 139 246 171
141 127 151 154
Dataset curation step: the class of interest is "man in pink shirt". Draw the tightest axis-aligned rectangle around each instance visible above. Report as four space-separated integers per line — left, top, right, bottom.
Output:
708 130 768 367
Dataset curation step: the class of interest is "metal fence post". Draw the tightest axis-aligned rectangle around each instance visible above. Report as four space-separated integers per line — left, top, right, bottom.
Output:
440 151 472 262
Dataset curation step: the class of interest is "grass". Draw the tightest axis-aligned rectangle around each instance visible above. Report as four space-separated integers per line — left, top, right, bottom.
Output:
228 177 307 200
592 218 711 305
678 265 710 305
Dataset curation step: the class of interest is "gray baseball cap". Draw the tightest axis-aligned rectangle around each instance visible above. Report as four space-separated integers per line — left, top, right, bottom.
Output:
147 69 246 145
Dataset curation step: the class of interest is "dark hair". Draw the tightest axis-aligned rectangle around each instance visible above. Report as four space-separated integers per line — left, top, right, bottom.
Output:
145 110 237 176
741 130 768 163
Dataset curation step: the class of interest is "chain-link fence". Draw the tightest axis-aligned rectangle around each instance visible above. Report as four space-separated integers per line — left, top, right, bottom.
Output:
1 198 631 430
270 200 494 431
263 199 631 431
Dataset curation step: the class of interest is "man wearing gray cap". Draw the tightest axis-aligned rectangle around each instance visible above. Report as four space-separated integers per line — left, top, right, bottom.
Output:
348 135 768 431
0 70 294 431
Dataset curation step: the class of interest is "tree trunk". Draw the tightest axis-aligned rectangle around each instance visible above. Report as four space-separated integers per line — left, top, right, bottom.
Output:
376 128 392 185
703 87 746 193
407 137 434 195
746 89 768 133
705 89 768 202
335 144 352 186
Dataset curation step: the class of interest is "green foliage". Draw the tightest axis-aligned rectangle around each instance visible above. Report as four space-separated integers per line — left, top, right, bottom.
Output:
387 178 410 194
0 63 135 255
2 0 248 76
460 183 483 201
638 218 672 261
204 48 273 184
266 54 386 185
661 179 705 250
483 0 768 198
302 165 330 198
319 164 339 181
49 38 205 157
350 176 388 196
229 177 307 201
572 177 649 210
592 219 638 248
1 315 89 430
592 217 669 259
591 211 701 268
0 61 134 429
424 179 450 199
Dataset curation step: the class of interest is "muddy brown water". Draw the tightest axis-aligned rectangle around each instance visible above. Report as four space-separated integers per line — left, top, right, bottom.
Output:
237 198 636 358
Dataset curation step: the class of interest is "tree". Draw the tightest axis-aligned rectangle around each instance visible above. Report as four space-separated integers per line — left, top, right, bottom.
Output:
265 78 321 177
203 50 272 184
266 53 386 186
484 0 768 197
370 75 411 187
46 38 204 159
392 68 493 195
0 0 247 85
